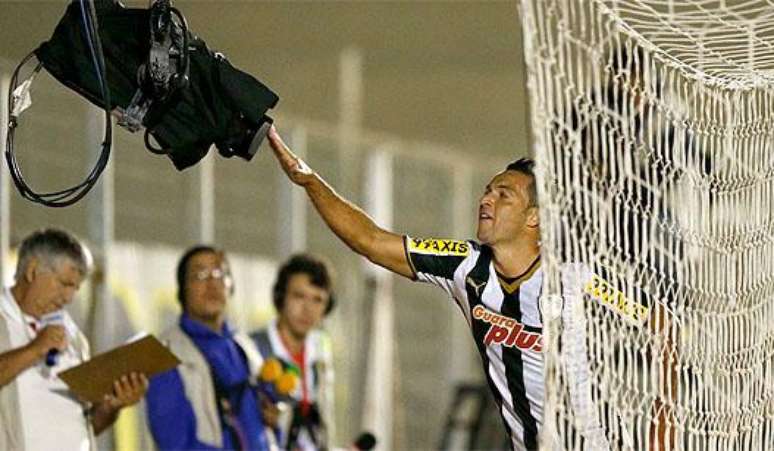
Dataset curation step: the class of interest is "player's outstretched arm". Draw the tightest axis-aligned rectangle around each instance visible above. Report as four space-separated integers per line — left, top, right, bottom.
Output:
267 126 413 279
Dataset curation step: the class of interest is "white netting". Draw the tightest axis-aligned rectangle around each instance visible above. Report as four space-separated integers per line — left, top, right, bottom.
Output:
520 1 774 450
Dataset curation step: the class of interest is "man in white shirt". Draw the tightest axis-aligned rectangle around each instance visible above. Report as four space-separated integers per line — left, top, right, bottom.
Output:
250 254 336 450
0 228 147 451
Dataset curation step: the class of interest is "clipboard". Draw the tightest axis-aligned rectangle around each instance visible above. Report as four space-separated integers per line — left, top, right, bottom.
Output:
58 334 180 404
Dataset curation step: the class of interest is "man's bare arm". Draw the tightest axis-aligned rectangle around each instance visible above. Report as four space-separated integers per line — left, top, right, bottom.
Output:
0 325 66 387
649 303 677 451
0 346 42 388
267 126 413 279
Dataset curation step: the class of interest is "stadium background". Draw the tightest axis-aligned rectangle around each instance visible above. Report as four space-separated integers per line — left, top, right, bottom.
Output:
0 1 527 449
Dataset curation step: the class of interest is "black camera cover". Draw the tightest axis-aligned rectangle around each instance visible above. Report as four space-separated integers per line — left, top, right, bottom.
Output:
35 0 279 170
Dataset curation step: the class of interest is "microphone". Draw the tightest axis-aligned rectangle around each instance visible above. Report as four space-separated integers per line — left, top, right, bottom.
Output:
259 358 298 402
259 358 283 402
40 311 66 367
352 432 377 451
275 371 297 397
45 349 58 367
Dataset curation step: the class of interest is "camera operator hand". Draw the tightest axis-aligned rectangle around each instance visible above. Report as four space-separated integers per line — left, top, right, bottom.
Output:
267 126 315 187
29 325 68 359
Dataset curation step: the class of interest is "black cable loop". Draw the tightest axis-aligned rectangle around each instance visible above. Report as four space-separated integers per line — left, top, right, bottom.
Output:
4 0 113 207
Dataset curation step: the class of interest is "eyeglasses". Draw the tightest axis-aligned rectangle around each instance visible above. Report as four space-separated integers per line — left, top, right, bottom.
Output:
189 268 230 282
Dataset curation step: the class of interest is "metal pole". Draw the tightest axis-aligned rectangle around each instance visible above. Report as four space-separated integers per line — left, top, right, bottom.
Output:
338 46 366 445
82 107 117 451
338 46 363 169
0 74 10 285
199 151 215 243
277 126 307 257
361 149 394 451
184 148 214 244
449 164 480 382
85 108 115 353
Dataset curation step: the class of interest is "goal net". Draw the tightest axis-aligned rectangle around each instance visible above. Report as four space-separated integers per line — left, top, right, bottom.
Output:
520 1 774 450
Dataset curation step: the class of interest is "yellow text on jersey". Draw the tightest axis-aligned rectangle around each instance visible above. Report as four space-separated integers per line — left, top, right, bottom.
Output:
584 274 649 325
408 238 469 256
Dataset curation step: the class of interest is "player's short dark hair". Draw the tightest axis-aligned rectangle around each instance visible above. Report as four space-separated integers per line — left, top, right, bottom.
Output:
176 245 231 308
273 254 335 316
505 158 537 207
15 228 92 280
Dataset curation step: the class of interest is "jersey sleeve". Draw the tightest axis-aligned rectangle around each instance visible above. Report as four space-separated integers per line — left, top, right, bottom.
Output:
404 236 472 297
559 263 611 449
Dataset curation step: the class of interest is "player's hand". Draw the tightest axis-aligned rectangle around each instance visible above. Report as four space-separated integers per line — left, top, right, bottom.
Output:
30 325 67 358
100 372 149 411
267 125 315 187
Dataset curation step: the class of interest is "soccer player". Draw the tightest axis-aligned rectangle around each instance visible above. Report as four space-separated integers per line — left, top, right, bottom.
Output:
265 127 607 450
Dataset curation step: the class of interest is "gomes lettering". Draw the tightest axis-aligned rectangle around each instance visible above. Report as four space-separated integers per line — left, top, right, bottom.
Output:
472 305 542 352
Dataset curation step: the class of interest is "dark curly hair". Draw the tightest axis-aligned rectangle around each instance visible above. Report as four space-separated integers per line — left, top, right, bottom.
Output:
272 254 335 316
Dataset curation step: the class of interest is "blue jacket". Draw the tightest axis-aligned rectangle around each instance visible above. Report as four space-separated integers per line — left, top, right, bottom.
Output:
147 315 270 450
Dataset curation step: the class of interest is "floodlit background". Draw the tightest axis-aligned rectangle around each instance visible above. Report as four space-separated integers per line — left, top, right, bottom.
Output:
0 1 528 449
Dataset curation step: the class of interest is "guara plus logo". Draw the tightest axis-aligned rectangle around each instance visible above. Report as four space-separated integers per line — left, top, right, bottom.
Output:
473 305 542 352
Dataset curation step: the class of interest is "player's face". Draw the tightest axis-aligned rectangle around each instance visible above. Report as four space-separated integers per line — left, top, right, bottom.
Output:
476 170 538 245
279 273 330 340
21 257 83 318
184 251 230 324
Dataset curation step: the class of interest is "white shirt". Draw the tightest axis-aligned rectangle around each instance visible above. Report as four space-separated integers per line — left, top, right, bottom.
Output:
252 320 336 451
0 287 91 451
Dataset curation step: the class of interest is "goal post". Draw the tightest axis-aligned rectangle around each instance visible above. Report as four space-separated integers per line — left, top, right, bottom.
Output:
520 1 774 450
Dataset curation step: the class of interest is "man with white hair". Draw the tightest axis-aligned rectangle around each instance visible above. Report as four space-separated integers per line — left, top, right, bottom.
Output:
0 228 147 451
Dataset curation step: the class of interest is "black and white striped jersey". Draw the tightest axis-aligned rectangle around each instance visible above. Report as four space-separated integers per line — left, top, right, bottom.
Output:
403 236 611 451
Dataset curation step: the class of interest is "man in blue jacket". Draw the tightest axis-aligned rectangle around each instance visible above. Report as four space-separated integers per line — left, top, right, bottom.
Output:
146 245 271 450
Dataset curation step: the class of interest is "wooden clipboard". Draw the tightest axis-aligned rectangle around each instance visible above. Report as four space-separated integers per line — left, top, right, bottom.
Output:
58 334 180 404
